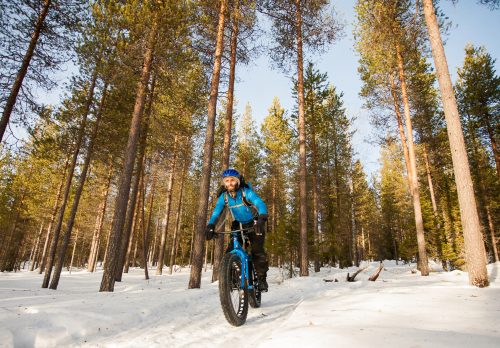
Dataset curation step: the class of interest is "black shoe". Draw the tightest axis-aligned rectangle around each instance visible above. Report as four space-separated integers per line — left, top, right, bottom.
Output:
258 277 268 292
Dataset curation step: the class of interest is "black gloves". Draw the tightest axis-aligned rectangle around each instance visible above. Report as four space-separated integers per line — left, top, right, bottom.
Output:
205 223 216 240
257 214 268 224
256 214 268 235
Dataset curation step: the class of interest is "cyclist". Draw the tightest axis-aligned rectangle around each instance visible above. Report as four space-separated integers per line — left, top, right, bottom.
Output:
205 168 269 292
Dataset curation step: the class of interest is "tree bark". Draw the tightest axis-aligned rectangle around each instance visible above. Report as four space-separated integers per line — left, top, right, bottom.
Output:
486 206 498 262
423 146 446 269
396 44 429 276
170 158 188 274
88 165 113 272
483 116 500 178
124 185 141 273
42 68 98 288
189 0 227 289
295 0 309 277
157 136 178 275
116 75 155 280
69 228 79 274
49 83 108 289
143 168 157 280
389 74 413 189
100 21 157 292
39 156 69 274
213 0 240 283
29 222 45 271
312 129 320 272
0 0 51 142
422 0 488 287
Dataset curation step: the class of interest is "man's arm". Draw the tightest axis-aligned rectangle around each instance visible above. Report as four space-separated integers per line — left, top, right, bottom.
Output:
208 194 226 225
244 188 268 215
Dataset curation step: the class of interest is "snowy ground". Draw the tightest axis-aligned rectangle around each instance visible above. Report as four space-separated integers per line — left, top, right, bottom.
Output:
1 261 499 348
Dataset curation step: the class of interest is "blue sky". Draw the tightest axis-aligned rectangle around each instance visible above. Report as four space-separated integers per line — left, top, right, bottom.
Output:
233 1 500 178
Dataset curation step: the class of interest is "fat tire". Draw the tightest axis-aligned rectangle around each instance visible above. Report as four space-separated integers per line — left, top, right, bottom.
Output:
248 263 261 308
219 253 248 326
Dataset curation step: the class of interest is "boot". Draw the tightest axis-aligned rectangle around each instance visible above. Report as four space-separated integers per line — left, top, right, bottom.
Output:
258 275 268 292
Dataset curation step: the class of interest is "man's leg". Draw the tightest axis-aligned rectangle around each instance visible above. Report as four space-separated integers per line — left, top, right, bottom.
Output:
250 223 269 291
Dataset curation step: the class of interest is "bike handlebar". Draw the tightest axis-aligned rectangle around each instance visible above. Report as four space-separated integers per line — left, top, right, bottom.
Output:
214 227 255 234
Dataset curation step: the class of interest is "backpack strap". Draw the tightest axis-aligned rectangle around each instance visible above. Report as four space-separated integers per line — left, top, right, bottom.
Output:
241 188 252 208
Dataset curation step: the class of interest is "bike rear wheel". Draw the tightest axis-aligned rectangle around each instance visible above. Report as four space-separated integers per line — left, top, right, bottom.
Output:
219 253 248 326
248 262 261 308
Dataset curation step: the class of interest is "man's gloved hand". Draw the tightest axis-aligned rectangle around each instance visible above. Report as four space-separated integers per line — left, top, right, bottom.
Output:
205 224 216 240
256 214 268 235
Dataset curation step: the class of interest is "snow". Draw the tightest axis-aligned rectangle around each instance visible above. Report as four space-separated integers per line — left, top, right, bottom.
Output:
1 261 499 348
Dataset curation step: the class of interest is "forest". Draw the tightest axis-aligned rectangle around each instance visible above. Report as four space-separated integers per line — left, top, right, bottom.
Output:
0 0 498 295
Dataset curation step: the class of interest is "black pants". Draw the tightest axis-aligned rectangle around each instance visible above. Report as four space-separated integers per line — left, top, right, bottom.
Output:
226 220 269 277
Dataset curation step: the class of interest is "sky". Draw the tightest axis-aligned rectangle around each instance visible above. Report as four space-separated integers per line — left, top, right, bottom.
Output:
24 1 500 179
233 1 500 178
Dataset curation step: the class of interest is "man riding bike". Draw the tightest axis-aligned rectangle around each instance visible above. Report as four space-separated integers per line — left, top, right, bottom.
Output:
205 168 269 292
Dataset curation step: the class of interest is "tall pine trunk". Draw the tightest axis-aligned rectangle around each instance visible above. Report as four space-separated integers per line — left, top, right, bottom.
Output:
42 69 98 288
29 222 45 271
311 130 320 272
49 83 108 289
422 0 488 287
213 0 239 283
295 0 309 277
100 22 157 292
117 76 155 280
88 165 112 272
170 157 188 274
389 74 413 188
157 136 178 275
423 146 447 269
396 44 429 276
189 0 227 289
0 0 51 142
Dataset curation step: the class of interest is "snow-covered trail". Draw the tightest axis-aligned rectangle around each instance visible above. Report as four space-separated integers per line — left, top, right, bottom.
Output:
1 262 499 347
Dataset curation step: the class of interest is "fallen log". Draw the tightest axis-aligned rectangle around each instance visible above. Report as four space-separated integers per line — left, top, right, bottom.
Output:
368 262 384 281
346 265 368 282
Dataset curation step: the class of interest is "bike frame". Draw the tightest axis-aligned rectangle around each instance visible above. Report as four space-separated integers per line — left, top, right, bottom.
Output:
229 231 255 290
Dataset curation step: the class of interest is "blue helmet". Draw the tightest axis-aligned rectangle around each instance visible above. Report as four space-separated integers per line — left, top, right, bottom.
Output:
221 168 241 179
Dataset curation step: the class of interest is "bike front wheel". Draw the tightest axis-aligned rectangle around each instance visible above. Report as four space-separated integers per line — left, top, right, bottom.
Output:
219 253 248 326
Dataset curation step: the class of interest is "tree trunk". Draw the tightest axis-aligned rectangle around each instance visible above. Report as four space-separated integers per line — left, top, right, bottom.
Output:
483 116 500 178
311 130 320 272
486 206 498 262
396 44 429 276
69 228 79 274
124 183 141 273
39 156 69 274
423 146 446 269
88 165 113 272
29 222 45 271
295 0 309 277
0 0 51 142
170 157 188 274
389 74 413 189
42 68 98 288
100 21 157 292
144 168 157 280
213 0 239 283
117 75 155 280
422 0 488 287
157 136 178 275
189 0 227 289
49 82 107 290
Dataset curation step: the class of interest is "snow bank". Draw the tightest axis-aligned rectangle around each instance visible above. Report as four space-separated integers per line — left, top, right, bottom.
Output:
1 262 499 347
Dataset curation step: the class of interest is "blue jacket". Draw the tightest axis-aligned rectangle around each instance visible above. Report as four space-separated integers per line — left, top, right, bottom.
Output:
208 187 267 225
